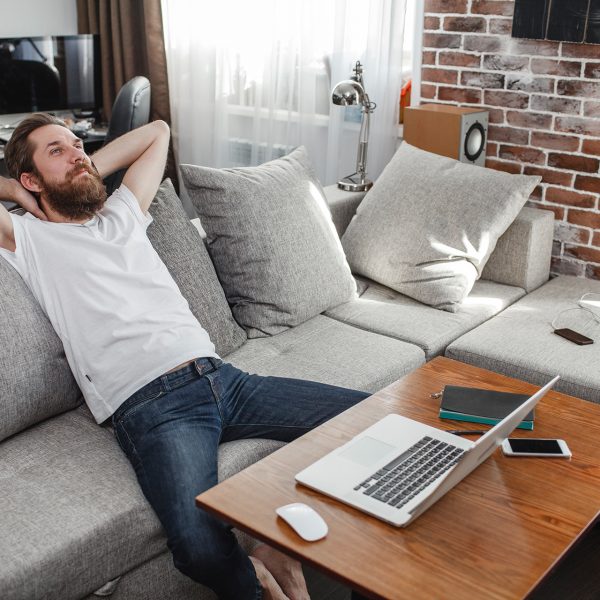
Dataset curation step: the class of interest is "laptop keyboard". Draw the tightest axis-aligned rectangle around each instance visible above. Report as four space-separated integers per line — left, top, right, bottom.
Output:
354 436 465 510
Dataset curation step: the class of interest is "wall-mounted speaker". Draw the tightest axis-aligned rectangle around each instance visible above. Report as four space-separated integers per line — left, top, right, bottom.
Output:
403 104 488 167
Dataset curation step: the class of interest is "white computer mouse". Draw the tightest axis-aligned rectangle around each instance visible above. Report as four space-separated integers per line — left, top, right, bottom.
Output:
275 502 328 542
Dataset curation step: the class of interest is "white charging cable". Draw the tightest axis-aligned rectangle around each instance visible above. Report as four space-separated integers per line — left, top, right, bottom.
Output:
551 292 600 333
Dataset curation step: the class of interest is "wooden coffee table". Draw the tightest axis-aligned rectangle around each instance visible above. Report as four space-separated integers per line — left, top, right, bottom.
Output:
196 357 600 599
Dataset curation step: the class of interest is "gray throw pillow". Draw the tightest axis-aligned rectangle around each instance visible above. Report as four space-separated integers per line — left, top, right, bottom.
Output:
341 143 541 312
0 259 82 442
147 179 246 355
180 147 357 337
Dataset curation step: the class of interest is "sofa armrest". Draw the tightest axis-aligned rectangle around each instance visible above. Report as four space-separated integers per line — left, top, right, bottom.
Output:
482 207 554 292
323 184 367 237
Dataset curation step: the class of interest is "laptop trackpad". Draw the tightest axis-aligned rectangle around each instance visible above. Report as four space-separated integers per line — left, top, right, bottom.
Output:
339 436 396 468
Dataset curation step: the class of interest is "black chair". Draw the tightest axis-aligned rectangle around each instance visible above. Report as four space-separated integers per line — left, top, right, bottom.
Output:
103 75 151 195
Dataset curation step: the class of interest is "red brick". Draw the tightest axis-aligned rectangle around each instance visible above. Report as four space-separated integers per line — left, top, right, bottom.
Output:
498 144 546 165
530 95 581 115
422 51 437 65
463 35 507 53
487 141 499 157
551 257 586 277
530 132 579 152
506 75 554 94
531 59 581 77
483 106 505 124
557 79 600 98
484 90 529 109
422 33 461 49
485 158 522 174
439 51 480 67
424 16 441 30
584 63 600 79
444 16 486 32
524 166 573 187
593 232 600 246
509 39 559 57
488 18 512 35
564 244 600 264
461 71 504 88
561 43 600 59
545 187 596 208
422 67 458 84
506 111 552 129
438 87 482 103
471 0 513 16
554 223 592 245
548 153 600 173
575 175 600 194
586 264 600 280
568 210 600 229
488 125 529 145
582 139 600 156
424 0 468 12
483 54 530 71
555 117 600 137
584 101 600 118
530 185 543 200
421 83 437 99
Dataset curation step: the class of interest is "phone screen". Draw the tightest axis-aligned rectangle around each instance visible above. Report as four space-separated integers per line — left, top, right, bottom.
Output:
508 439 562 454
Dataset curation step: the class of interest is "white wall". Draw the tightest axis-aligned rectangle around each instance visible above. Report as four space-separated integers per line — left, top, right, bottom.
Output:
0 0 78 37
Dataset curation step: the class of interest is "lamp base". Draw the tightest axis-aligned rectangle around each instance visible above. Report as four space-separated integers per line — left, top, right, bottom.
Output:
337 173 373 192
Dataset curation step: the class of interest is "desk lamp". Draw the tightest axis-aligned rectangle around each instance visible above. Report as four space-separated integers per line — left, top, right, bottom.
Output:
331 61 376 192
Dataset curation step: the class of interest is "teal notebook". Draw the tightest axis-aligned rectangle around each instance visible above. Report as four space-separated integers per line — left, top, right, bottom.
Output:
439 386 534 431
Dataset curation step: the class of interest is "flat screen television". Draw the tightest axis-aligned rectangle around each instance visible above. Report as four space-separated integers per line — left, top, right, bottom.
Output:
0 34 102 117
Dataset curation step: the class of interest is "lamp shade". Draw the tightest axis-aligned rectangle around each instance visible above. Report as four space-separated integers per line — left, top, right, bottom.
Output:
331 80 365 106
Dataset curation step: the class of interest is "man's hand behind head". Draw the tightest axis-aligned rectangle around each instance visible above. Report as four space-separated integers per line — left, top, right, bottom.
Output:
5 178 48 220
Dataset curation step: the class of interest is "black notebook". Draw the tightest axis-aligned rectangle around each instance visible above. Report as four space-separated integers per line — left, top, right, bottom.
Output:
439 386 534 430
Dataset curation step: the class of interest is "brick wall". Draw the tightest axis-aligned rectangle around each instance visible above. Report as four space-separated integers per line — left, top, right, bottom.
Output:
421 0 600 279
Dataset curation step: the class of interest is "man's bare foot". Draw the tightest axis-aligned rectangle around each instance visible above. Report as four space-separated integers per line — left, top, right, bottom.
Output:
249 556 290 600
252 544 310 600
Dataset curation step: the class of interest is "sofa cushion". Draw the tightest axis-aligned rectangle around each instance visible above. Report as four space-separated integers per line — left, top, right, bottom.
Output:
0 259 81 442
180 147 357 338
446 276 600 403
147 179 246 356
226 314 425 392
0 405 284 600
326 276 526 359
341 142 540 312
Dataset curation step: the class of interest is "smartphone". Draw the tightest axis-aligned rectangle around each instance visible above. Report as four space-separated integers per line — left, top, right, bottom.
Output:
553 328 594 345
501 438 571 458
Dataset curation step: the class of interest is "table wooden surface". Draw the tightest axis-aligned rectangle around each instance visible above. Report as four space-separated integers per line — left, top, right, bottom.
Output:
196 357 600 599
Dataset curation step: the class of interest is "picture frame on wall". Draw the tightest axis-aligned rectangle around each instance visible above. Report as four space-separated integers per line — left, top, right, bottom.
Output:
512 0 600 44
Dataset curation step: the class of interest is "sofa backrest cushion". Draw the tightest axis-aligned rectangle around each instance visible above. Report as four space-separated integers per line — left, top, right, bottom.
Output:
0 259 82 442
146 179 246 355
180 146 357 337
341 142 541 312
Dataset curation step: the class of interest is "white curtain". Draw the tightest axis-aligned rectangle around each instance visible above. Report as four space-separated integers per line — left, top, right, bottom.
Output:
161 0 406 185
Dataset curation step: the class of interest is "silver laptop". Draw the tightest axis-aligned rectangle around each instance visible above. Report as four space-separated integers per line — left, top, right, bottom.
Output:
296 376 560 527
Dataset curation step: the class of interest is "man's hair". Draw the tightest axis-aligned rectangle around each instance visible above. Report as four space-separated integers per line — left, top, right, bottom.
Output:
4 113 70 180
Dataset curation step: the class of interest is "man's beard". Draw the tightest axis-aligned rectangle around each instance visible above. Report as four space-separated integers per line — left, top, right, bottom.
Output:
38 162 108 221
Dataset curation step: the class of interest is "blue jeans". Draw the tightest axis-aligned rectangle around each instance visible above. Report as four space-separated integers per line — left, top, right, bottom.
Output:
112 357 369 599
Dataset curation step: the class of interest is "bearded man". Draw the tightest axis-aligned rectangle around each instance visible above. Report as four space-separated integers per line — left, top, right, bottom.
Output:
0 113 368 600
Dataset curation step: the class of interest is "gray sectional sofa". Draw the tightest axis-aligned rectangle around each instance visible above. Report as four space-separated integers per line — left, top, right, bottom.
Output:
3 169 599 600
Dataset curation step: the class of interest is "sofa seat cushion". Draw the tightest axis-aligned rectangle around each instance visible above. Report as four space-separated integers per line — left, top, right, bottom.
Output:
325 276 525 359
225 314 425 392
446 276 600 403
0 406 284 600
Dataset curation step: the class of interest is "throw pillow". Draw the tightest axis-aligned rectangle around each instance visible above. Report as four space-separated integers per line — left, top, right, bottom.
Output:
147 179 246 355
341 142 541 312
180 146 357 337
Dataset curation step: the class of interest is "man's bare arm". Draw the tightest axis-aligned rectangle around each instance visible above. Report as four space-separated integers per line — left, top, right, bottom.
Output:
91 120 170 214
0 177 48 252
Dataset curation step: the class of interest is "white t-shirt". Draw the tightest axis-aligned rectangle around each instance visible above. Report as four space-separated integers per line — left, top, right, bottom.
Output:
0 185 218 423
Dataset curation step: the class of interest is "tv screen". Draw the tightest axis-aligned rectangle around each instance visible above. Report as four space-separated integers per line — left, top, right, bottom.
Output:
0 34 102 116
